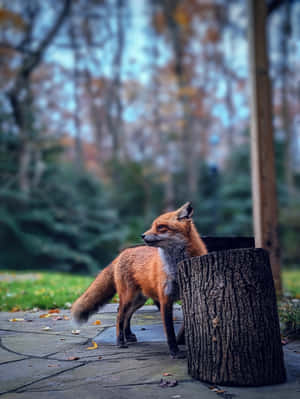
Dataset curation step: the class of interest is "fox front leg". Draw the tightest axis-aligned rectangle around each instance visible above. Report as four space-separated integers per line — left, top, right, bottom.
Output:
160 301 185 359
176 323 185 345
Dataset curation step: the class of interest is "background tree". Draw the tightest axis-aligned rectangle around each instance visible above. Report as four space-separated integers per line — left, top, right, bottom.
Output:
0 0 299 273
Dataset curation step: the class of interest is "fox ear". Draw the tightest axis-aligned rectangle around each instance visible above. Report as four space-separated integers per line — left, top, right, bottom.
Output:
177 202 194 220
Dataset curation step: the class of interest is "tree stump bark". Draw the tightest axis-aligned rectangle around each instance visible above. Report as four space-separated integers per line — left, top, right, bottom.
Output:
178 248 286 386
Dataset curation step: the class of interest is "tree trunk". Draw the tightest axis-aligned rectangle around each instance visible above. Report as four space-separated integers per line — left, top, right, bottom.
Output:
69 18 84 169
248 0 282 294
178 248 286 386
280 1 294 198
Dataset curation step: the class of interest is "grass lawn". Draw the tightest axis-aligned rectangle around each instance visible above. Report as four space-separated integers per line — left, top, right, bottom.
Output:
0 268 299 312
282 269 300 298
0 271 94 311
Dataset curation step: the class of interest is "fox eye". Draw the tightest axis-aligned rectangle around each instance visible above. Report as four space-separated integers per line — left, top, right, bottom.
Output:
157 224 168 232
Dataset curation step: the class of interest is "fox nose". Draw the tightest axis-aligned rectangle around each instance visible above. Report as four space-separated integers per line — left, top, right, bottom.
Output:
141 234 146 239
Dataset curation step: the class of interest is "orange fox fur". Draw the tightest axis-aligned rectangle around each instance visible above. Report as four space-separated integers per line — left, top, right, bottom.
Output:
71 202 207 357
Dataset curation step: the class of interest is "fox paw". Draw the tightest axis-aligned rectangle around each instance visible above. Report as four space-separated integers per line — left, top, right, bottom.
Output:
117 342 128 349
170 350 186 359
125 333 137 343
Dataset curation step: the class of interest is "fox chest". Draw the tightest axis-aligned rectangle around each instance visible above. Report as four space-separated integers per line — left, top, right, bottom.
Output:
158 248 180 300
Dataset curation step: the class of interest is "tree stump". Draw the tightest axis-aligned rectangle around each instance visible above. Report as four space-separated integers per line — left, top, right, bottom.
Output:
178 248 286 386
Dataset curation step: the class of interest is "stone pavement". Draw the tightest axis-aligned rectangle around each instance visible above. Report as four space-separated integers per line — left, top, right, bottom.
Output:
0 304 299 399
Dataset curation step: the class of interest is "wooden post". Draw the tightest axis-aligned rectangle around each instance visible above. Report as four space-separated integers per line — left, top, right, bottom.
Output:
248 0 282 293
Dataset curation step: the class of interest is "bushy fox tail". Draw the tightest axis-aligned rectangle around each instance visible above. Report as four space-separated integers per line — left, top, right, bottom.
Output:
71 263 116 326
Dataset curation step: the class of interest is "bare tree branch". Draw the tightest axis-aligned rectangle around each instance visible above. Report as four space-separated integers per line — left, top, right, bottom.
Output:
22 0 72 78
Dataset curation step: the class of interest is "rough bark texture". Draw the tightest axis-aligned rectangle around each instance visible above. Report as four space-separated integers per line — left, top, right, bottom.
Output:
178 248 286 386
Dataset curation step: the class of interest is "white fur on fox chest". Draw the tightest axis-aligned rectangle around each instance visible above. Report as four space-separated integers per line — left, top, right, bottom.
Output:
158 248 179 297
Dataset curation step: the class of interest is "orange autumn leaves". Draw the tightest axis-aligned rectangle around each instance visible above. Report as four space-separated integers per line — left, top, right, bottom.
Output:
87 341 98 350
39 309 70 320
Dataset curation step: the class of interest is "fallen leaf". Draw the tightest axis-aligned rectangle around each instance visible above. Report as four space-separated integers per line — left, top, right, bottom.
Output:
211 388 225 393
42 326 52 331
39 313 51 318
63 315 70 320
11 306 20 312
48 364 60 368
71 329 80 335
92 320 101 325
159 378 178 388
9 318 25 322
68 356 80 361
48 309 60 314
87 341 98 350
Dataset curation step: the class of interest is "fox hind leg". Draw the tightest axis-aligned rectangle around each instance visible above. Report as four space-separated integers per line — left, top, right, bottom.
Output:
116 292 145 348
116 298 131 348
124 294 146 342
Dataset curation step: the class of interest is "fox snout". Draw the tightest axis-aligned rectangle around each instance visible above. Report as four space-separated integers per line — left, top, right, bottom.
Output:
142 233 161 246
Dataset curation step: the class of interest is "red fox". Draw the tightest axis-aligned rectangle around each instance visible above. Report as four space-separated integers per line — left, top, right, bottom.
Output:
71 202 207 358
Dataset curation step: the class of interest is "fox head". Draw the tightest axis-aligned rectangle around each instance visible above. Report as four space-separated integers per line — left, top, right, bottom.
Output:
142 202 194 249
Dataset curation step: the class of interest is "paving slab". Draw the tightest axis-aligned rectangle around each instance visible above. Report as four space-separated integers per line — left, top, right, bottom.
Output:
0 358 80 394
0 346 25 364
0 305 299 399
95 323 182 344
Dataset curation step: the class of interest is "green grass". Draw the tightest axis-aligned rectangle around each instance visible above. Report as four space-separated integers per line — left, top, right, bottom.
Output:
282 269 300 298
0 271 94 311
0 269 299 312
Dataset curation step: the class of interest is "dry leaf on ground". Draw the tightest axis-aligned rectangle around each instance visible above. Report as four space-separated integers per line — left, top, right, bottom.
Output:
9 318 25 322
159 378 178 388
52 316 63 321
87 341 98 350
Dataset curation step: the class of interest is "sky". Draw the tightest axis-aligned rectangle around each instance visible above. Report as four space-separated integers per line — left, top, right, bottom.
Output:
45 0 261 138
